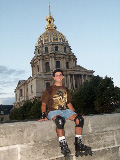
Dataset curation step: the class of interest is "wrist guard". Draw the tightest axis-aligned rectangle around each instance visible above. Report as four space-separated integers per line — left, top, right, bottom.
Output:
41 112 46 119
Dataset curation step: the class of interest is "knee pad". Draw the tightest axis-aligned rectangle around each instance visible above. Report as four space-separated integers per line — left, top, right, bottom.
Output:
74 115 84 128
55 116 66 129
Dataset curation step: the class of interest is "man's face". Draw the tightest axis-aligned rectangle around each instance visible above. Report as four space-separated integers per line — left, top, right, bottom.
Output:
53 72 64 83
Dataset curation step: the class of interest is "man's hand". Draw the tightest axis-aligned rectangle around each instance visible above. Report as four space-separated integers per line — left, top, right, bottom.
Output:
38 117 49 122
38 112 49 122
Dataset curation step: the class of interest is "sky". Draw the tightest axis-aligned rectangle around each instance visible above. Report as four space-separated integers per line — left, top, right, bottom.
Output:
0 0 120 105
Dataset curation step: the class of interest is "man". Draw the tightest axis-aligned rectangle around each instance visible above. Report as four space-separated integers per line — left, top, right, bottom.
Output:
38 69 91 157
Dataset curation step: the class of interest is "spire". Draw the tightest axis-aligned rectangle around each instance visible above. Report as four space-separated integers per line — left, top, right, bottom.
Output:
49 2 51 16
45 3 57 30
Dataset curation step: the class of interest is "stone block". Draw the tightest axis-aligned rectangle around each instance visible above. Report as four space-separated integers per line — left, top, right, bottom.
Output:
0 122 36 147
75 146 120 160
0 146 18 160
84 113 120 134
20 140 63 160
115 129 120 146
83 130 116 149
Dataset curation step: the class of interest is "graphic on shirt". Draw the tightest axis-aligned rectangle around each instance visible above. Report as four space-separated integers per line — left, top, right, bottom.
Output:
52 88 67 110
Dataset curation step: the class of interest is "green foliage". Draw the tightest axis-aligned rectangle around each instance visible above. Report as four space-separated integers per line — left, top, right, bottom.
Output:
114 86 120 103
9 99 42 120
72 76 120 115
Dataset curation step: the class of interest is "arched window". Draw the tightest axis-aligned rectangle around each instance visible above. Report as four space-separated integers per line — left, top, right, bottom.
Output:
56 61 60 68
46 82 50 88
64 47 66 52
45 62 50 72
37 65 39 72
31 85 33 93
20 89 22 97
45 47 48 53
55 46 58 51
66 62 69 69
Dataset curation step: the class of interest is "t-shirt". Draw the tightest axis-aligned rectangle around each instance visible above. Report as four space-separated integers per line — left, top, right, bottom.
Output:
40 85 72 113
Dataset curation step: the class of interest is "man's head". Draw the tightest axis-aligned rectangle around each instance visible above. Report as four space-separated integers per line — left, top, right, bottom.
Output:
53 69 64 84
53 69 64 77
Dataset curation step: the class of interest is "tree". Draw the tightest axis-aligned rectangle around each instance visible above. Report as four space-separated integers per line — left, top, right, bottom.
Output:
72 76 116 115
9 99 42 120
94 76 115 113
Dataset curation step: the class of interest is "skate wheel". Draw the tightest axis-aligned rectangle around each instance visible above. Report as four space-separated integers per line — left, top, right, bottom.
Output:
89 150 93 156
84 151 88 156
79 151 84 157
75 152 79 157
65 154 71 160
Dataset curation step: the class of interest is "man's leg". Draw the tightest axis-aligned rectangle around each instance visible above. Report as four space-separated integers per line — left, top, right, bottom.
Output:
69 114 83 135
52 115 65 137
69 114 92 157
52 115 71 156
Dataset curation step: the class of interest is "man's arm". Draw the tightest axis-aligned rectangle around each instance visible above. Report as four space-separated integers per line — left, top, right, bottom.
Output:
67 103 75 112
38 102 48 122
41 102 47 113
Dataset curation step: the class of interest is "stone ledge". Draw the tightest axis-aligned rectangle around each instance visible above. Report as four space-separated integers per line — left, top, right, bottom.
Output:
0 113 120 160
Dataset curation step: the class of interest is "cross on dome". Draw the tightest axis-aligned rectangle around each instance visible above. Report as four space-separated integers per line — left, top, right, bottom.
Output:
45 4 57 30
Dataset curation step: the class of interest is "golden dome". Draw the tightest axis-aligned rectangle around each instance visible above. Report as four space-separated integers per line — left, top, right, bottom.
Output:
36 5 68 46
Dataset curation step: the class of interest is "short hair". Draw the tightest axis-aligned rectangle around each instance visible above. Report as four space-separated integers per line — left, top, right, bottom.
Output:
53 69 64 77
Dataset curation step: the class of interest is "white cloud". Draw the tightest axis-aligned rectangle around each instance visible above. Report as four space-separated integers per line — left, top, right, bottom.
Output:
0 65 26 104
0 97 14 105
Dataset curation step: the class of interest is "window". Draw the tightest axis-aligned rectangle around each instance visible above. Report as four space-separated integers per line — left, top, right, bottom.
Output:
37 65 39 72
38 49 40 54
16 94 17 101
45 62 50 72
56 61 60 68
46 82 50 88
31 85 33 93
45 47 48 53
55 46 58 51
20 89 22 97
64 47 66 52
66 62 69 69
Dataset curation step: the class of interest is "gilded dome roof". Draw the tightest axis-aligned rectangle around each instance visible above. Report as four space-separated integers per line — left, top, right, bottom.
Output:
36 5 68 46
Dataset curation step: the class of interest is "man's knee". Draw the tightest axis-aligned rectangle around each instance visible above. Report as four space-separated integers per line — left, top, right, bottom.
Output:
74 115 84 128
55 116 66 129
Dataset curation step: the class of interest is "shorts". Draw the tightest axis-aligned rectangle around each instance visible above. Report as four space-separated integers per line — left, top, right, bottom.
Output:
47 109 76 120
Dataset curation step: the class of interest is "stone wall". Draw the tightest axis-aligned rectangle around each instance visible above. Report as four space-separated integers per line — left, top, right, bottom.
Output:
0 113 120 160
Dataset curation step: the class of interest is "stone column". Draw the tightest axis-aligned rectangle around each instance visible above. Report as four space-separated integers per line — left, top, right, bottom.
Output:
73 75 75 89
68 75 71 89
40 58 43 72
52 56 55 70
82 75 84 84
50 56 52 71
62 57 65 69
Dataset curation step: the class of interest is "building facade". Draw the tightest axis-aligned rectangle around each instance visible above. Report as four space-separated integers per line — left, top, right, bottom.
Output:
14 6 94 108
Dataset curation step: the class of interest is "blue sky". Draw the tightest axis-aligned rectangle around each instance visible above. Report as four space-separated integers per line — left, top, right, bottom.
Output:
0 0 120 105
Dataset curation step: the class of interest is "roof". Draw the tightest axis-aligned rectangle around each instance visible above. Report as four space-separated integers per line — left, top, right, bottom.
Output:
0 105 13 115
36 5 68 46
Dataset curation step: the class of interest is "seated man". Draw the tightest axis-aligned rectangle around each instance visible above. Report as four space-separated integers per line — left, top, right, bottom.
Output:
38 69 91 157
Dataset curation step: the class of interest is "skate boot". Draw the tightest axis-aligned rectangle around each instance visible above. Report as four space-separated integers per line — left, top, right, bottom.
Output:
75 137 92 157
59 139 71 159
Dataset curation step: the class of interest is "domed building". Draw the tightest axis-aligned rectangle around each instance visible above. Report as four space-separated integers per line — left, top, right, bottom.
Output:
14 6 94 108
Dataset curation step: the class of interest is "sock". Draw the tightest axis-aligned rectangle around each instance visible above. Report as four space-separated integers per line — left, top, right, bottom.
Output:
75 135 82 140
59 136 66 142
